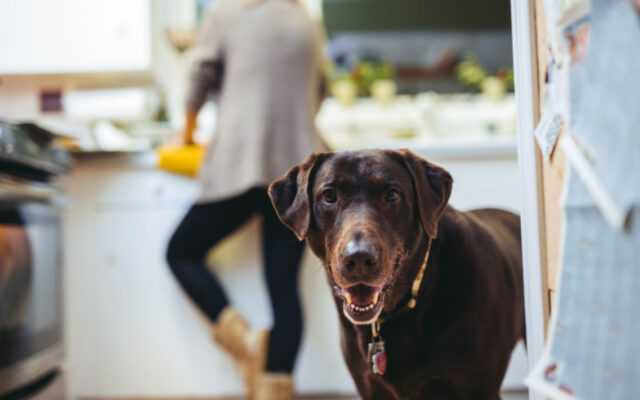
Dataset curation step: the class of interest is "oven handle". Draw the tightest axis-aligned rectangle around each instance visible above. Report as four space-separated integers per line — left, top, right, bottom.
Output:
0 180 71 208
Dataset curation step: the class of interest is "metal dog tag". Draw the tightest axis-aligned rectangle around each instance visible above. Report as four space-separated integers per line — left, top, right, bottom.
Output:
367 340 387 375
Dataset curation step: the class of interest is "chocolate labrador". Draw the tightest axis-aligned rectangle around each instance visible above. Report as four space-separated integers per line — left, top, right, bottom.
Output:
268 149 525 400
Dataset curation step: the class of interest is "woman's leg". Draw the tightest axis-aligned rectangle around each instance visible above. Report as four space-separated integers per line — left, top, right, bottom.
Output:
260 190 305 373
166 189 261 322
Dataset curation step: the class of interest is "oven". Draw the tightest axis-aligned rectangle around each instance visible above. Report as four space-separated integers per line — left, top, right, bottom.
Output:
0 197 64 396
0 122 68 397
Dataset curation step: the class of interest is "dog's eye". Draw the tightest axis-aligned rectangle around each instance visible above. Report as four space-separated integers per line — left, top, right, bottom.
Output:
385 189 400 202
322 189 337 203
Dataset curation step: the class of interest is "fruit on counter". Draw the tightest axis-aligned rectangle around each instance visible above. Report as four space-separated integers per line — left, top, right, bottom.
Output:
371 79 397 106
331 79 358 107
456 58 513 101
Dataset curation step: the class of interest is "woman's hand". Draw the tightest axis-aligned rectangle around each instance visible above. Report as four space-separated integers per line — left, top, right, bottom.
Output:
181 110 199 145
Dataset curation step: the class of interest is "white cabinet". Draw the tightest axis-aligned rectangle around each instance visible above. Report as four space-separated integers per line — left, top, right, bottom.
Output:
64 153 355 398
0 0 151 74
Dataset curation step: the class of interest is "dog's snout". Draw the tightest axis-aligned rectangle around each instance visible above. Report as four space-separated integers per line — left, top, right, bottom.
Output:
341 233 379 270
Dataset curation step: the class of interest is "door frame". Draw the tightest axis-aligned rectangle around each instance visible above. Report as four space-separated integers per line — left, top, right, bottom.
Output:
510 1 547 399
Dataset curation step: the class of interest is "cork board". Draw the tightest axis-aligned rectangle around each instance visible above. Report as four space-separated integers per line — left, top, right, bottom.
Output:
534 0 565 317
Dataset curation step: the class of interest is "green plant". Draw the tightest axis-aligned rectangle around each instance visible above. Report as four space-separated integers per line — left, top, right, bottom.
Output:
354 62 394 94
456 58 514 92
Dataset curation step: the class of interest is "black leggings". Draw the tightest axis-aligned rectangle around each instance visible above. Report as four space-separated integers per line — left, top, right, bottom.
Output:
166 188 304 373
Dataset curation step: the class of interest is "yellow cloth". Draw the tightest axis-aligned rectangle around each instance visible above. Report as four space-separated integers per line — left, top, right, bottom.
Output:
156 144 205 177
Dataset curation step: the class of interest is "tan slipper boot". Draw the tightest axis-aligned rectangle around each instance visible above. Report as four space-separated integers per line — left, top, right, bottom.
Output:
211 307 269 397
253 373 294 400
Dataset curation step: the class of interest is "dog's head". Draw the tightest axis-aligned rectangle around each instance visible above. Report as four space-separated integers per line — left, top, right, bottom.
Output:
269 149 452 325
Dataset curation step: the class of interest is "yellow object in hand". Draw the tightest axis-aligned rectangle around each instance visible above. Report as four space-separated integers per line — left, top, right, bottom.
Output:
156 144 205 177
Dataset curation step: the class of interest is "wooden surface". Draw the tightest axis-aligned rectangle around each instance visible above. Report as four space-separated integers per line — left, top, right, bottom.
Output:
534 0 566 322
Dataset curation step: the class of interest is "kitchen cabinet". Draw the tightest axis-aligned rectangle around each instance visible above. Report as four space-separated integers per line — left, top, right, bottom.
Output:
63 153 355 398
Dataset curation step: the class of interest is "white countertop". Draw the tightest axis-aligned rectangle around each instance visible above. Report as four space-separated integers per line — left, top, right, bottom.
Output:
325 134 518 160
317 93 518 160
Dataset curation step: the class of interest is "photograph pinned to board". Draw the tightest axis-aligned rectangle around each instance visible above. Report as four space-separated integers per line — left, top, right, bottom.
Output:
565 0 640 228
526 167 640 400
543 0 590 61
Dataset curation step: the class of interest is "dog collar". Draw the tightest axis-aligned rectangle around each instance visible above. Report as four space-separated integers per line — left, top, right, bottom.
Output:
379 237 433 323
367 237 433 376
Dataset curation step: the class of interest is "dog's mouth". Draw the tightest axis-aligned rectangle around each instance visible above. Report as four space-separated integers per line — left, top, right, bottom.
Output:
334 284 385 324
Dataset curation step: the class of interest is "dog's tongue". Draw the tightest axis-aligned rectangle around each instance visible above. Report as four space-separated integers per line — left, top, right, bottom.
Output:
343 284 381 306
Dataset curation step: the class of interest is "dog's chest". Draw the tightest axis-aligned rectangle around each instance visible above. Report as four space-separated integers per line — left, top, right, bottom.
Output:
343 327 424 399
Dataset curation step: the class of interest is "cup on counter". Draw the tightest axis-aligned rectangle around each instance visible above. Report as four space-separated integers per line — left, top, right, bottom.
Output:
331 79 358 107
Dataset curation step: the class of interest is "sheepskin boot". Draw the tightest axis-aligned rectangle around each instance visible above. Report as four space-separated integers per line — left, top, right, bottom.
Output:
212 307 269 397
253 373 294 400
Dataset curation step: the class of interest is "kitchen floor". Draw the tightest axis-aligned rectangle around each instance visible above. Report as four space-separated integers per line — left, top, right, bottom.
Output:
308 393 529 400
85 392 528 400
301 393 529 400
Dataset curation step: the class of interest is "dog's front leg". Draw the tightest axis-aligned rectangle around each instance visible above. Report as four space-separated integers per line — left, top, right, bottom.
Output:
414 377 466 400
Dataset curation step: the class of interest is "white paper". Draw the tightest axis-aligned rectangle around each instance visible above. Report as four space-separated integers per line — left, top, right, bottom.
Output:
567 0 640 223
560 136 627 229
527 168 640 399
535 105 564 159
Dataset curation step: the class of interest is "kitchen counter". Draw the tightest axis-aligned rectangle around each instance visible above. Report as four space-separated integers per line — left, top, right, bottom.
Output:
317 93 517 160
62 152 356 398
329 134 518 160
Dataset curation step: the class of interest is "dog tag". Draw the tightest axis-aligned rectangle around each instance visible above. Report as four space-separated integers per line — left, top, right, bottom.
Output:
367 340 387 375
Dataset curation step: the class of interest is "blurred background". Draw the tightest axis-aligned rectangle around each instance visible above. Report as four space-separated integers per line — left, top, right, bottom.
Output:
0 0 526 398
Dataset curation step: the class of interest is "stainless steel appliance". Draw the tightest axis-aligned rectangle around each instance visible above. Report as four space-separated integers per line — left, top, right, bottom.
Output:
0 122 69 398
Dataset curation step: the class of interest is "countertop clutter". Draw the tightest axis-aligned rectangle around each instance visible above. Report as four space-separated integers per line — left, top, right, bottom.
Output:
50 92 517 161
317 93 517 159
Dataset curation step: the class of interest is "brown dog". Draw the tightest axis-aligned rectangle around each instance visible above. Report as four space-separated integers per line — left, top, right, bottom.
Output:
269 149 525 400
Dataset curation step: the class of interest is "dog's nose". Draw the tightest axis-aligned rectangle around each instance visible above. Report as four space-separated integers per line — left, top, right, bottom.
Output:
341 234 379 270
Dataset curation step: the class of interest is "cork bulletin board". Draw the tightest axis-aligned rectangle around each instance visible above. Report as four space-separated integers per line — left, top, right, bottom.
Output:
534 0 566 320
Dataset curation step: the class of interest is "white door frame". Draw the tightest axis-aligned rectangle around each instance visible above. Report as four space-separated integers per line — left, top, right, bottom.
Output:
510 1 547 399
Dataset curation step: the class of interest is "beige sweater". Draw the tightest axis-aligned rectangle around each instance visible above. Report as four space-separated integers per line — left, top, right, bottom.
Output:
187 0 326 203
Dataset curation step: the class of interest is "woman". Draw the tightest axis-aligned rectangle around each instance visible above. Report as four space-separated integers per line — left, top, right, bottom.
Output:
166 0 326 399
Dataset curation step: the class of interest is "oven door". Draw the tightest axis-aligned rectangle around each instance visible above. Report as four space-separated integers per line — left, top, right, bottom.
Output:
0 198 64 396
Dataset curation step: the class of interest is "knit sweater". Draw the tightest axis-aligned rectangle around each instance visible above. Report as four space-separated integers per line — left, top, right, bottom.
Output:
186 0 326 203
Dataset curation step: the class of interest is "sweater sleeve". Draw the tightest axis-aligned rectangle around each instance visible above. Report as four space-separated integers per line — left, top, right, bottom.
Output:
185 3 226 112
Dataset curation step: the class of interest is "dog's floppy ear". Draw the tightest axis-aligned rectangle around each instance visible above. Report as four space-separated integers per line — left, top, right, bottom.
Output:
395 149 453 239
268 153 328 240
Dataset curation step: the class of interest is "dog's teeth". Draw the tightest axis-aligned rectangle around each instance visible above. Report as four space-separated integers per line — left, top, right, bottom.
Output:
345 293 353 305
348 302 379 313
372 293 379 305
